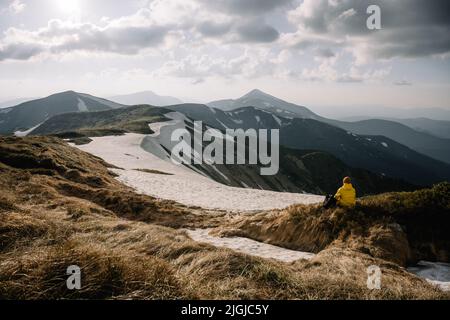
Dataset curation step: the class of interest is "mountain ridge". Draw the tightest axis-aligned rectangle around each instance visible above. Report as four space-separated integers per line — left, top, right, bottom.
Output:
0 91 124 135
209 89 450 164
109 91 183 106
4 89 450 187
29 103 450 187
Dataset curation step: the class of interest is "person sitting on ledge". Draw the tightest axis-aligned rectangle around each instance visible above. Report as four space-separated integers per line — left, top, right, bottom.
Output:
334 176 356 208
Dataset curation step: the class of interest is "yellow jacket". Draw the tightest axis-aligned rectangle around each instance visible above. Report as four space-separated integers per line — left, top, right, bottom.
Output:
334 183 356 207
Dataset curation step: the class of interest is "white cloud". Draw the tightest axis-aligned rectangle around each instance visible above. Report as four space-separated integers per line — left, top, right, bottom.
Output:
0 9 173 61
299 52 391 83
9 0 26 14
155 48 281 81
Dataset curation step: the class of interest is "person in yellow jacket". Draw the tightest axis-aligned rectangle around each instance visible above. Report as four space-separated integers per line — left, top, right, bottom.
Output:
334 176 356 207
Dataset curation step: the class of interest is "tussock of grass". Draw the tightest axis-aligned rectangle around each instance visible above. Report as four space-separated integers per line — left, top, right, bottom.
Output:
0 194 17 212
0 240 183 300
0 212 49 251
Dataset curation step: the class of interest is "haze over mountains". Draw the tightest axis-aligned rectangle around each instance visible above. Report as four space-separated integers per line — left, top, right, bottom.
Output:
312 105 450 122
109 91 183 106
1 88 450 192
328 119 450 164
340 117 450 140
0 97 37 109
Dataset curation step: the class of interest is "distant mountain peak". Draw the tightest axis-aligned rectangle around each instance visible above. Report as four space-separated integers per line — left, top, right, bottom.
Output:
208 89 317 118
57 90 78 96
240 89 275 100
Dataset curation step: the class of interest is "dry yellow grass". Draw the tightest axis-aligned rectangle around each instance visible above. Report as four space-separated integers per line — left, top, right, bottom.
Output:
215 183 450 268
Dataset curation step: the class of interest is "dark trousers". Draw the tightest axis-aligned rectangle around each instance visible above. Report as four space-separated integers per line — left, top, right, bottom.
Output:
323 194 337 208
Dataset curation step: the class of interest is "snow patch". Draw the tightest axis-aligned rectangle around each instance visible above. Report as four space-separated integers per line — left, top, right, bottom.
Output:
241 182 250 188
186 229 315 263
381 142 389 148
208 106 217 114
272 115 282 126
255 115 261 122
210 165 230 182
76 134 324 212
216 119 230 129
408 261 450 292
77 98 88 112
14 122 44 137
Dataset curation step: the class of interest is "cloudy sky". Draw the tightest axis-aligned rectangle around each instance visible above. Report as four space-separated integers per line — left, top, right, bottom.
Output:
0 0 449 111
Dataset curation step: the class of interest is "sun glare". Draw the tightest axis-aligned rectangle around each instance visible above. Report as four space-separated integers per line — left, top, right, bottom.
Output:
57 0 80 14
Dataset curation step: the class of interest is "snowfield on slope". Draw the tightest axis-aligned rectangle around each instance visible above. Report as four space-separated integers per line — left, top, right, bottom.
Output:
76 133 323 212
14 122 44 137
408 261 450 292
186 229 315 262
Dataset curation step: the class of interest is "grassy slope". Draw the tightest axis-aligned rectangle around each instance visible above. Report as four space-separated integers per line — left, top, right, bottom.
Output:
214 184 450 267
0 137 448 299
31 105 169 137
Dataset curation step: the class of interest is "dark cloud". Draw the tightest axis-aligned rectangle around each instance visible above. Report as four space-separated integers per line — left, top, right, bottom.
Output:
236 21 279 43
196 18 280 43
0 20 171 61
53 25 170 55
294 0 450 35
200 0 294 15
369 25 450 59
0 43 43 61
290 0 450 59
381 0 450 29
197 21 232 37
316 48 335 58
